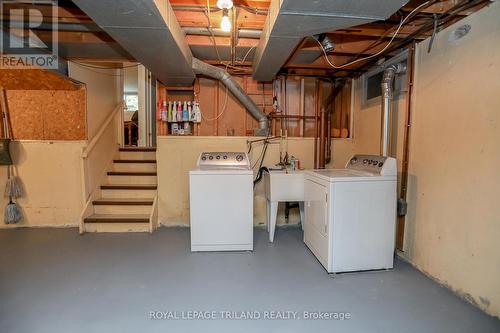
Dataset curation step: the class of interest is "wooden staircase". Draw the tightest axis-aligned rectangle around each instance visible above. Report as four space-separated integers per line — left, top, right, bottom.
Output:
81 147 158 233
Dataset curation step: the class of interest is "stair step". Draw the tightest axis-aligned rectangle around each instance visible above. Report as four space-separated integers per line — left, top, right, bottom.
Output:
118 151 156 160
113 159 156 163
107 175 157 185
92 199 153 206
101 184 157 190
107 171 157 176
119 147 156 152
84 214 150 223
112 162 156 172
100 184 157 199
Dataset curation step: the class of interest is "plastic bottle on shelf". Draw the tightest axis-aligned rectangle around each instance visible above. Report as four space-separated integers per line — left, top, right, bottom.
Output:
195 101 202 123
187 101 192 121
166 101 171 122
172 101 177 122
177 101 183 122
171 123 178 135
189 101 196 122
184 122 191 135
160 101 168 122
182 101 188 121
157 100 162 121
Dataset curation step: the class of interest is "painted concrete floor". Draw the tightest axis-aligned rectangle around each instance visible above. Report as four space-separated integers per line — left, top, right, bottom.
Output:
0 227 498 333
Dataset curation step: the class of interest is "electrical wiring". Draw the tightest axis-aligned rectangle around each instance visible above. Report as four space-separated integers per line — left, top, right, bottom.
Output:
201 85 229 121
202 1 254 73
317 1 431 69
251 135 270 169
238 46 256 65
204 0 225 65
339 15 428 65
68 60 126 77
69 60 140 70
59 57 140 77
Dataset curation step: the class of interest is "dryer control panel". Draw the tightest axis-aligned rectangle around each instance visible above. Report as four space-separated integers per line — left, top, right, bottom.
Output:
346 154 397 176
197 152 250 170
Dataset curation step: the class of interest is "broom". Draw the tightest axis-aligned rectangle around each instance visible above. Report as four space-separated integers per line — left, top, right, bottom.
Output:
5 165 22 198
0 87 23 224
2 160 22 225
5 197 22 224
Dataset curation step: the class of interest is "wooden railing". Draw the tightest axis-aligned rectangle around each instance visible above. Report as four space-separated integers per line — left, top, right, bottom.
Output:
78 102 123 233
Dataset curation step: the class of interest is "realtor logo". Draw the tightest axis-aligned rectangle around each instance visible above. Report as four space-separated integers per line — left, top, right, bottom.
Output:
0 0 59 69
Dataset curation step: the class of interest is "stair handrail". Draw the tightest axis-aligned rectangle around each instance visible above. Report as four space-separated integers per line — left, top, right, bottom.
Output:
82 101 123 159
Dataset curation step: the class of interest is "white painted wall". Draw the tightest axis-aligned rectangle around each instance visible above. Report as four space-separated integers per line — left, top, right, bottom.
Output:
0 63 124 228
123 65 138 94
157 136 316 226
68 62 122 140
403 3 500 317
0 141 85 228
331 3 500 317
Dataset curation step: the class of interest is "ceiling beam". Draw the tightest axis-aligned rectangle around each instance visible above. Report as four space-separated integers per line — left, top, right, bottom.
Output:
72 0 195 86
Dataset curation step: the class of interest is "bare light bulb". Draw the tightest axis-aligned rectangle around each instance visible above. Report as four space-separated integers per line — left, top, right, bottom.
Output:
220 9 231 32
217 0 233 9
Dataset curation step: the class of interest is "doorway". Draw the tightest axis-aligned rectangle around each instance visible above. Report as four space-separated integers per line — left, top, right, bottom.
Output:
123 64 156 147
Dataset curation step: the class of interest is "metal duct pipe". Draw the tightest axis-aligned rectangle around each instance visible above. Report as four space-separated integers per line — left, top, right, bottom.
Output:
182 27 262 39
380 63 406 156
191 57 269 132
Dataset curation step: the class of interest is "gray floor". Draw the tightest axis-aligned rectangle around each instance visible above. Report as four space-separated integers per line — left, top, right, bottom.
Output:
0 227 498 333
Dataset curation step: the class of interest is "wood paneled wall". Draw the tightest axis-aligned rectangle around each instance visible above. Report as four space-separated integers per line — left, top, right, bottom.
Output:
157 75 352 138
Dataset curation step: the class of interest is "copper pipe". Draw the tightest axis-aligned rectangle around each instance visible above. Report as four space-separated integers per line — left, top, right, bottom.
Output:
284 77 288 133
313 80 319 168
300 78 305 137
396 44 416 251
319 104 326 168
326 110 332 164
270 115 318 119
324 80 345 164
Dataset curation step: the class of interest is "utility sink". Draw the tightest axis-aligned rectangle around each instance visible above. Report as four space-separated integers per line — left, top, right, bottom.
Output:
263 170 305 242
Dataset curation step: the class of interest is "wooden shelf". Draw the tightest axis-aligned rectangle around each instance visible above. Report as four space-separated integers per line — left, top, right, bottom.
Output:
165 86 194 91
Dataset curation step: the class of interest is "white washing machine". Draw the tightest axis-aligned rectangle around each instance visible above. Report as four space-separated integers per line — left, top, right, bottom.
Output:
304 155 397 274
189 152 253 252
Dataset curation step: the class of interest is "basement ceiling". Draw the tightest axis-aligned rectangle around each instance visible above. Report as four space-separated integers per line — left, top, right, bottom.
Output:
2 0 490 81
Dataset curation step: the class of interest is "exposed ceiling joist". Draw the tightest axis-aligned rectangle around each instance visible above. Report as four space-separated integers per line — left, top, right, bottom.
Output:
252 0 410 82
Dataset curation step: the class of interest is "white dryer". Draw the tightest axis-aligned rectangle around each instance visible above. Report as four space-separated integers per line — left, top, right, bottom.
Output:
304 155 397 274
189 152 253 252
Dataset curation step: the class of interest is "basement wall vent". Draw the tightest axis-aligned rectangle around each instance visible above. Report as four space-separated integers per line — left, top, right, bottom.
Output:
448 24 472 43
361 51 408 108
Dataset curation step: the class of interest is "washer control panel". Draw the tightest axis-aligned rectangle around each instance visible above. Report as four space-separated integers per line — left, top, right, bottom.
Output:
197 152 250 170
346 154 397 176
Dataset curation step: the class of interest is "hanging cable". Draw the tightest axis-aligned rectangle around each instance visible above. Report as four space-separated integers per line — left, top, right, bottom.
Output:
317 1 430 69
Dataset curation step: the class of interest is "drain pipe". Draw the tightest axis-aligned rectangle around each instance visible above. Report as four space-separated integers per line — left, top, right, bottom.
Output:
380 63 406 156
191 58 269 134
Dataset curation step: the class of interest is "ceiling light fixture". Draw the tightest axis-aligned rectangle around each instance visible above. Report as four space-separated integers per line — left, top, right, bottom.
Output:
216 0 233 10
314 33 335 53
220 8 231 33
217 0 233 33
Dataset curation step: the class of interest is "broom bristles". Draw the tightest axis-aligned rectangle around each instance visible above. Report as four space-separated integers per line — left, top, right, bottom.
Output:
5 176 22 198
5 202 22 224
